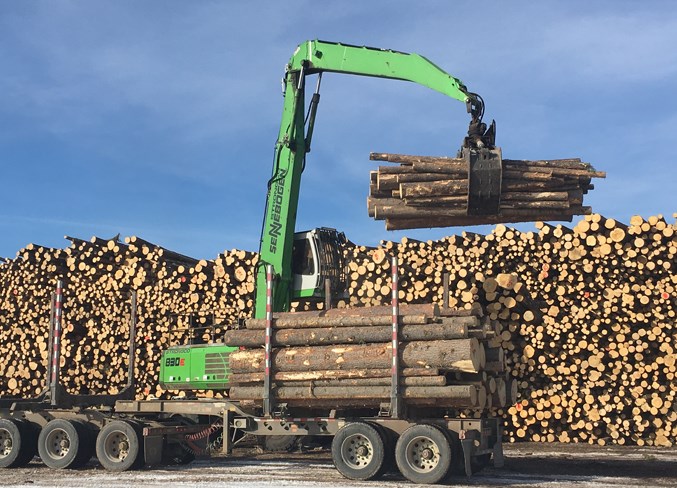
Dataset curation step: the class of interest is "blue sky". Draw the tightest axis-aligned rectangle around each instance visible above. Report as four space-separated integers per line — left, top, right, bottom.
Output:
1 1 676 259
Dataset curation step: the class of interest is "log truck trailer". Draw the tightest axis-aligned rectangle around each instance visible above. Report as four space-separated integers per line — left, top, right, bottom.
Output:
0 40 504 484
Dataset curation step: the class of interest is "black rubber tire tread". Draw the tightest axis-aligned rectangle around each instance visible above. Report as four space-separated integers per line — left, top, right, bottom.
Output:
395 423 452 484
69 421 95 469
37 419 83 469
263 435 299 453
15 421 38 467
96 420 143 472
0 419 35 468
331 422 386 481
441 428 464 477
126 421 146 470
367 422 395 479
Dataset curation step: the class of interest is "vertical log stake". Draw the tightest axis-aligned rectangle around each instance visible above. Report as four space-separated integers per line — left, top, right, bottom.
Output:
390 257 402 418
50 279 64 406
263 265 274 417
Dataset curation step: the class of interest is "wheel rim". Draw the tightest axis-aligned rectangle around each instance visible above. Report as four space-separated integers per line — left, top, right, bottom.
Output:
102 430 131 463
0 428 13 459
405 435 441 473
45 428 71 460
340 433 374 469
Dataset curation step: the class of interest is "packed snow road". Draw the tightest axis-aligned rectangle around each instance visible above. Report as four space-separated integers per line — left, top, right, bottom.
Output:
3 443 676 487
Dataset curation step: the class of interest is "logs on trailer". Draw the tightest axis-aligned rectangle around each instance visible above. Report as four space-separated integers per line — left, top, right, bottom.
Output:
368 152 605 229
0 212 674 447
228 338 485 374
231 384 480 407
227 305 498 409
223 320 470 346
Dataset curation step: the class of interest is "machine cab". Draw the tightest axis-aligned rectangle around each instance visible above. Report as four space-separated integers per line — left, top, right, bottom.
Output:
291 227 347 300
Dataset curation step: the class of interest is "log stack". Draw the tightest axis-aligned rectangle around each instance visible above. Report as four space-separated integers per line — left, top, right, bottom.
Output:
0 212 674 446
330 214 675 447
227 304 515 410
368 152 605 229
0 235 257 399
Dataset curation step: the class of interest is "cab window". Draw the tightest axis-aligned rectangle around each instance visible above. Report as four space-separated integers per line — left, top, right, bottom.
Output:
292 238 315 275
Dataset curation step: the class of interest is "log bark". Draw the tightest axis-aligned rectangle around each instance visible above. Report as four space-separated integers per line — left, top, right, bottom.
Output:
244 313 429 330
370 152 465 166
230 384 479 407
227 367 440 384
399 180 468 198
240 375 447 387
368 152 603 230
266 303 439 321
228 338 483 374
224 321 469 347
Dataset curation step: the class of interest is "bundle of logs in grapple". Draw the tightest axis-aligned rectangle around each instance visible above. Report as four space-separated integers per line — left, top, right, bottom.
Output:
368 152 606 230
226 303 518 410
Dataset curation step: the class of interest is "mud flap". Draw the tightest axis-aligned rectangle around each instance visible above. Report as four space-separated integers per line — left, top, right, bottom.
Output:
144 435 163 466
493 440 505 468
461 439 474 477
491 419 504 468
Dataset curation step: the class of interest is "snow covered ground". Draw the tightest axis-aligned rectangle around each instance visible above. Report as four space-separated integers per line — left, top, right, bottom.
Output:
3 443 676 488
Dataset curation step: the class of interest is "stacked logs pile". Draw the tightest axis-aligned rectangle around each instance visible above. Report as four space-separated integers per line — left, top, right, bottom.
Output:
0 236 257 399
330 213 675 446
0 212 674 446
368 152 605 230
226 303 518 410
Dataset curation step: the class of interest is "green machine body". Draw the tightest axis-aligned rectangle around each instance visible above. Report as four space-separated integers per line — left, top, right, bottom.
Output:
159 343 238 390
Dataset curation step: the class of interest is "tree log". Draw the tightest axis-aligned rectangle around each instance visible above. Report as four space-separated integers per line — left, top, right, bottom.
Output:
224 321 468 347
267 303 439 321
230 384 480 407
399 180 468 198
239 375 447 387
228 338 483 374
244 313 429 330
227 367 440 384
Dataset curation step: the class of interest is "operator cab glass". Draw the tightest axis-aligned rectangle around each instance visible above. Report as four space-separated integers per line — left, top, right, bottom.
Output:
292 238 316 276
291 228 348 300
291 231 320 298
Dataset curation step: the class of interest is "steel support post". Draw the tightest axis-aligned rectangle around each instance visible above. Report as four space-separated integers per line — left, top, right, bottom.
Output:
390 257 402 418
263 265 274 417
50 279 64 406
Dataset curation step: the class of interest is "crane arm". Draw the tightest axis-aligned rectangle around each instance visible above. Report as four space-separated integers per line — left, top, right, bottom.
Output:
255 40 493 317
288 40 470 103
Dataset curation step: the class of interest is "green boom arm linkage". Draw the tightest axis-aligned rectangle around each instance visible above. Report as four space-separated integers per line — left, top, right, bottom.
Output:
255 40 480 318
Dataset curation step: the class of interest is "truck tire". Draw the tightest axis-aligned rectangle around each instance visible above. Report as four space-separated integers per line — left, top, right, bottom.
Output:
96 420 143 471
0 419 37 468
263 435 298 452
72 421 96 467
441 428 464 476
37 419 90 469
368 422 395 477
331 422 386 481
395 424 452 484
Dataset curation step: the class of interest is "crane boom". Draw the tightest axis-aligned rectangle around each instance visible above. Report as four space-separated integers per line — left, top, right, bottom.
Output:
255 40 492 317
288 40 470 102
